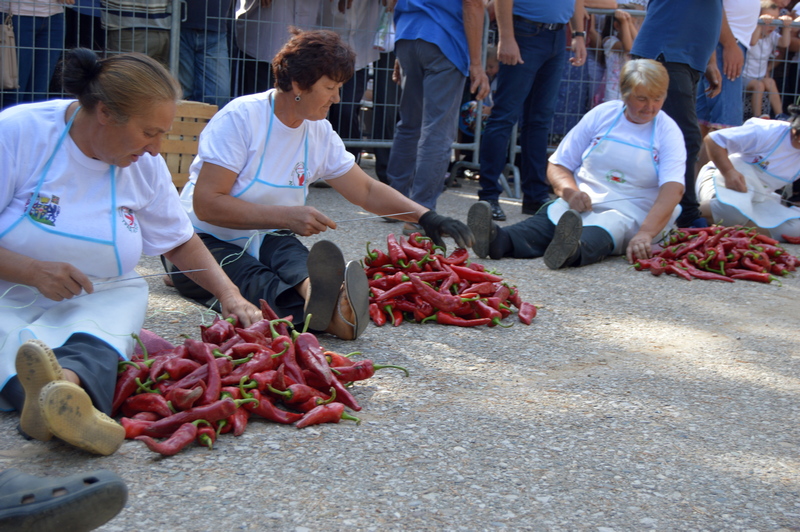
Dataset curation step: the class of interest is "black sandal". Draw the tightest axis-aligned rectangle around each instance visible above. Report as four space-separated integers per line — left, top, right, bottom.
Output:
0 468 128 532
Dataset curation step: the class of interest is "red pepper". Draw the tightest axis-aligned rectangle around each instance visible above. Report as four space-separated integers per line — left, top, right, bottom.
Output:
121 393 173 419
374 281 415 303
399 236 430 261
680 259 734 282
196 423 217 449
148 345 189 381
165 384 205 411
324 350 357 367
120 417 155 439
266 383 330 404
507 286 523 309
364 241 393 268
518 301 537 325
327 375 362 412
781 233 800 244
422 312 492 327
235 328 271 347
472 299 511 328
295 402 361 429
219 387 251 437
220 349 276 386
167 356 232 393
385 305 404 327
111 360 150 416
243 389 304 424
184 338 221 406
227 342 270 359
440 247 469 265
368 303 387 326
407 232 433 251
200 315 236 345
270 334 305 385
136 421 201 456
161 357 201 381
742 255 767 273
666 263 692 281
408 274 469 313
131 411 161 421
293 329 334 386
142 397 238 438
753 234 780 246
247 369 278 392
331 360 409 382
730 271 779 284
258 298 280 321
386 233 408 265
448 264 504 283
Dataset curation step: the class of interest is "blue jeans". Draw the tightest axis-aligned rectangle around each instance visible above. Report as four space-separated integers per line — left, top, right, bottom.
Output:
387 39 465 210
479 18 566 205
696 41 747 128
7 13 64 107
179 28 231 107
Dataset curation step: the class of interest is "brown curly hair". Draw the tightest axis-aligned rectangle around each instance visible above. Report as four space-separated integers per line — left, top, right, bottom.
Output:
272 27 355 92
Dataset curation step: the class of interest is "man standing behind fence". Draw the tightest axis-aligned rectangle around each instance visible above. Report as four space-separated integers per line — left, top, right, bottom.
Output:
476 0 587 222
385 0 490 235
102 0 171 66
179 0 231 107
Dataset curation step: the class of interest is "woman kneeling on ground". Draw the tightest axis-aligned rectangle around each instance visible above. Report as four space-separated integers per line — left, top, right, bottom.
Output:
468 58 686 269
696 105 800 241
0 49 260 455
168 28 473 341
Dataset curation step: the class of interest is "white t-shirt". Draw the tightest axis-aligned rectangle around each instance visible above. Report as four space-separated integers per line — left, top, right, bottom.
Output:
235 0 321 62
0 100 194 275
602 36 625 102
0 0 61 17
549 100 686 188
724 0 762 50
709 117 800 187
742 29 781 79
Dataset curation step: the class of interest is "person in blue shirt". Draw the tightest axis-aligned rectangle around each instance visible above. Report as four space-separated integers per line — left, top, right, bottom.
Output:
384 0 490 235
630 0 724 227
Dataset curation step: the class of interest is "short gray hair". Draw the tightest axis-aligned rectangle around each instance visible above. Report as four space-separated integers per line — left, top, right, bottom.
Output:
619 59 669 101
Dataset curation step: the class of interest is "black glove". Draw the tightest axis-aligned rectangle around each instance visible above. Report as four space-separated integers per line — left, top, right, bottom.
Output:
418 210 474 251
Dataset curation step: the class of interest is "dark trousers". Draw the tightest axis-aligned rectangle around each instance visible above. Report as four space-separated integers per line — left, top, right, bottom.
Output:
371 51 400 183
166 232 309 324
643 59 703 225
328 68 368 159
505 210 614 266
1 333 119 416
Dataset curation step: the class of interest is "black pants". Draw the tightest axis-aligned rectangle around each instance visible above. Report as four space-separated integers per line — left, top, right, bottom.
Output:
1 333 119 416
504 209 614 266
166 232 309 325
649 60 703 226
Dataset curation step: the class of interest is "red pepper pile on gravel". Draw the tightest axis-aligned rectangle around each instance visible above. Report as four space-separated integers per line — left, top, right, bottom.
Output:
364 232 537 327
634 224 798 284
116 302 408 456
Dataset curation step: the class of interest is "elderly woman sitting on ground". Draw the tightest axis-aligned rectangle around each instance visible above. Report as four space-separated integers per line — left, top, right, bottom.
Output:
696 104 800 241
468 58 686 268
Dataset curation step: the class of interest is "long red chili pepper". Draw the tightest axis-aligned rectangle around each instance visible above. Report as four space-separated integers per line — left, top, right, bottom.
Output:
136 421 202 456
165 385 205 412
196 423 217 449
266 383 329 405
120 417 155 439
324 350 358 367
408 274 469 313
293 327 333 385
422 312 492 327
518 301 537 325
447 264 504 283
386 233 408 265
331 360 409 382
270 331 305 385
243 389 304 424
781 234 800 244
259 298 280 321
148 345 189 381
161 357 201 381
200 316 236 345
184 338 221 406
121 393 173 419
142 397 238 438
295 402 361 429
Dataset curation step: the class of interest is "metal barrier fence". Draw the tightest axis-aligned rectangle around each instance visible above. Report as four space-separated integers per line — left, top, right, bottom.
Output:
1 4 799 197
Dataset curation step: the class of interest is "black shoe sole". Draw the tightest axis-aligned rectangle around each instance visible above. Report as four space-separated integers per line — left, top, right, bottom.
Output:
544 209 582 270
468 202 495 259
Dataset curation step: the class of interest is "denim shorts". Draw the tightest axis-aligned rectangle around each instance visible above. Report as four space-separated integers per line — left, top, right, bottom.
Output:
696 42 747 129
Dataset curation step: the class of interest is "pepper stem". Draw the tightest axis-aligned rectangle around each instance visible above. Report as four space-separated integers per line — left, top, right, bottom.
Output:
341 412 361 425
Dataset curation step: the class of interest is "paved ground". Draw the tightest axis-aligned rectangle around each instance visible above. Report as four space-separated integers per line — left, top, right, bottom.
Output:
1 158 799 531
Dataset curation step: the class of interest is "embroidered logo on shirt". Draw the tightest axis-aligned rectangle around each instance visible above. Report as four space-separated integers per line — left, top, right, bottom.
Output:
752 155 769 171
291 162 306 187
119 207 139 233
27 194 60 226
606 170 626 184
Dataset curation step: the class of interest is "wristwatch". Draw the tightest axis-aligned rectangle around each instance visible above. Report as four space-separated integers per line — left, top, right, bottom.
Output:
571 31 586 39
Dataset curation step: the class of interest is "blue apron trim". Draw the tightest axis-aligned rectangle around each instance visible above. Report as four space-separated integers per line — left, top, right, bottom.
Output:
746 126 800 185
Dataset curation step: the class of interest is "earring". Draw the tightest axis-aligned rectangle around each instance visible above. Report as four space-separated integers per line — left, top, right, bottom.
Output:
295 95 301 102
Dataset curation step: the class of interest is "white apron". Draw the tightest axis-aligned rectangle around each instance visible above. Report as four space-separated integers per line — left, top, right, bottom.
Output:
0 108 148 400
702 128 800 228
181 92 309 259
547 108 681 254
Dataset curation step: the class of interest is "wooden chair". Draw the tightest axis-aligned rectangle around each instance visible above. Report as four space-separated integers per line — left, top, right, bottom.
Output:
161 100 218 190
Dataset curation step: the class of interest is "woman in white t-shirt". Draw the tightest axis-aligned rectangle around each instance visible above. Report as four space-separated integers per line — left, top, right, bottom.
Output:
0 49 259 455
696 106 800 240
172 28 473 341
468 59 686 269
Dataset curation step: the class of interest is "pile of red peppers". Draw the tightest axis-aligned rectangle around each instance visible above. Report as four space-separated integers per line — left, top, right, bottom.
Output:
634 225 799 284
364 232 538 327
115 301 408 456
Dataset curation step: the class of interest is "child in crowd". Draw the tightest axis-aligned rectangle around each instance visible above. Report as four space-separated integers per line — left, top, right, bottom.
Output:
600 6 640 102
743 1 794 119
458 46 499 138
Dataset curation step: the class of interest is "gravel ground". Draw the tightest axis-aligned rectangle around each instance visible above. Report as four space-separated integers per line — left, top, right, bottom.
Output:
2 157 799 532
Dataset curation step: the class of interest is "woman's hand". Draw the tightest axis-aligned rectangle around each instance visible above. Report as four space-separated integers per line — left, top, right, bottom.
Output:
285 206 336 236
722 169 748 193
34 261 93 301
562 188 593 212
625 231 655 264
217 292 262 329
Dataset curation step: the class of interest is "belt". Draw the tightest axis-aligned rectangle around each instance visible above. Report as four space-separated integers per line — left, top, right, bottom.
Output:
512 15 565 31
